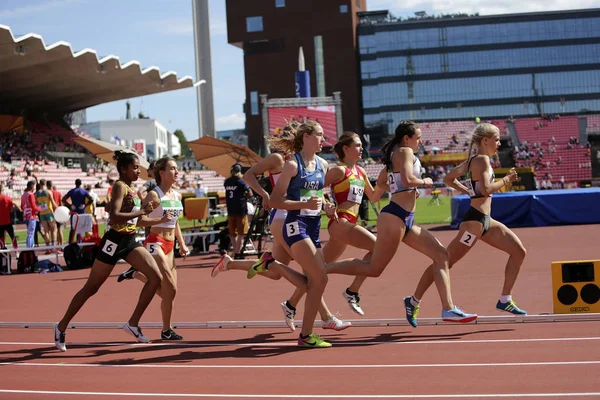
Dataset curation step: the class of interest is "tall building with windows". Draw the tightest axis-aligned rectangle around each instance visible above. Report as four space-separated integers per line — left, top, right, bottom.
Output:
359 8 600 144
226 0 366 152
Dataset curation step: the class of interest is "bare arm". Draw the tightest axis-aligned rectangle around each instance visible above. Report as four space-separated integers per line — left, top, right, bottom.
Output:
398 148 428 188
270 160 321 211
48 191 58 210
359 166 386 202
443 161 471 195
243 153 283 202
475 156 517 196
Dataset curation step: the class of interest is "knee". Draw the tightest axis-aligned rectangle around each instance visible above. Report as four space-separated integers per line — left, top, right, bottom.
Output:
433 247 449 266
514 245 527 262
309 271 328 289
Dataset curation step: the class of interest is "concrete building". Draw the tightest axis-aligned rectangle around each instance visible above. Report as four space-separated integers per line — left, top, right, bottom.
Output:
78 119 181 160
226 0 366 152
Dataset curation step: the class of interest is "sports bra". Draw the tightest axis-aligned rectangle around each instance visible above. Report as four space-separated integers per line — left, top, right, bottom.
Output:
388 154 422 194
146 186 184 229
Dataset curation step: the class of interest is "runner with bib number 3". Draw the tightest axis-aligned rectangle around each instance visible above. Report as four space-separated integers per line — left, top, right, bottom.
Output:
53 151 164 352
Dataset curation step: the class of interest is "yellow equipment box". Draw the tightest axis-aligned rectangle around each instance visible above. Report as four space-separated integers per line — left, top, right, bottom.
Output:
552 260 600 314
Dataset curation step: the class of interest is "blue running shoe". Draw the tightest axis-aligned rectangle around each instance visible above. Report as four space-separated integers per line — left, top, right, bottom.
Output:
441 306 477 323
403 296 420 328
496 300 527 315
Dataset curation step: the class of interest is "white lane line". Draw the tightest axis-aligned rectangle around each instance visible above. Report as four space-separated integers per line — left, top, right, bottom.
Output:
1 360 599 368
0 336 599 348
0 389 599 398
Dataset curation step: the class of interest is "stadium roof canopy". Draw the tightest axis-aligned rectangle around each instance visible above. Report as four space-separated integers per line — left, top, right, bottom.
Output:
0 24 195 115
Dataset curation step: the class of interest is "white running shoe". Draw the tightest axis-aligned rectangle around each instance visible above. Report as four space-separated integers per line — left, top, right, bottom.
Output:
280 301 296 332
441 306 477 323
322 316 352 331
53 323 66 352
211 254 231 278
342 290 365 316
122 323 150 343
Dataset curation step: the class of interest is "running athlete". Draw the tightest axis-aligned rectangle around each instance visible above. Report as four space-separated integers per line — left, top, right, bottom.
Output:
117 156 189 340
54 151 167 352
211 123 351 332
405 123 526 326
269 119 337 347
325 121 478 326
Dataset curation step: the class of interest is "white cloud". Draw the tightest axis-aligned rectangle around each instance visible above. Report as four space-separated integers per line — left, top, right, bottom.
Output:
215 113 245 130
368 0 599 16
0 0 84 18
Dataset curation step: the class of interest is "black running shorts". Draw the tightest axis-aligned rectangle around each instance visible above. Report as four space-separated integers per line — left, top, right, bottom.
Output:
95 229 142 266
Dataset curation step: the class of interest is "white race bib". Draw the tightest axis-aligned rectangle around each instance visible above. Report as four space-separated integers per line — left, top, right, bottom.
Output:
146 242 159 255
388 172 399 193
285 221 300 237
299 189 322 217
461 179 476 197
347 178 365 204
102 239 118 256
39 203 48 211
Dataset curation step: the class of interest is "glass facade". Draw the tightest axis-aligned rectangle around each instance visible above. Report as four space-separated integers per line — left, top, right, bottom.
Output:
359 11 600 134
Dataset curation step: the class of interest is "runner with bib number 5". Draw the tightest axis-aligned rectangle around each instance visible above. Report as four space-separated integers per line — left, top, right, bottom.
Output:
53 151 163 352
117 156 188 341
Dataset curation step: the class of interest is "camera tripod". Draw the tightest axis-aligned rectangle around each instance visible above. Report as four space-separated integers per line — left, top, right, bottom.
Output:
236 201 271 259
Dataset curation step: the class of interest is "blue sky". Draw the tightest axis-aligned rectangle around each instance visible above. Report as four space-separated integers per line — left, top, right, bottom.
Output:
2 0 596 141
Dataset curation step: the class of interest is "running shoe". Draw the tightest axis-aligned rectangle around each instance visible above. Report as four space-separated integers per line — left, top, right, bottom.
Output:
441 306 478 323
496 300 527 315
53 322 66 352
343 289 365 316
211 254 231 278
247 251 275 279
403 296 420 328
117 267 136 282
122 323 150 343
280 301 296 332
161 328 184 340
298 333 332 348
322 316 352 331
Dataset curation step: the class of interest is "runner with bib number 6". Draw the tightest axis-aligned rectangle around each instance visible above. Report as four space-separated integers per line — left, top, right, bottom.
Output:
53 150 164 352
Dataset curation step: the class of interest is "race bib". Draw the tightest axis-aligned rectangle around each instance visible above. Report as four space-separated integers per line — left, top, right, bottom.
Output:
102 239 118 256
286 221 300 236
347 178 365 204
127 198 142 225
146 242 159 255
299 189 322 217
461 179 476 197
39 203 48 211
388 172 399 193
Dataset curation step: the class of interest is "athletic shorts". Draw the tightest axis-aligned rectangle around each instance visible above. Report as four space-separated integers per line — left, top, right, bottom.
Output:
96 229 142 266
283 216 321 249
268 208 288 225
327 210 358 229
227 215 249 236
381 201 415 231
40 213 55 222
461 207 490 235
143 232 174 255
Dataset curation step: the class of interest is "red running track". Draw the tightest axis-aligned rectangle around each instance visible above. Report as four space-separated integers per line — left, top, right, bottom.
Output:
0 224 599 398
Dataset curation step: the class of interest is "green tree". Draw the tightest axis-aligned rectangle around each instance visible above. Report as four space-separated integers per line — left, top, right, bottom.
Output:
173 129 192 157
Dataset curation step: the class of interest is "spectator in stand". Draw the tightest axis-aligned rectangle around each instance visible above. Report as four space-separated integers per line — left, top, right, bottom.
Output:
559 176 566 189
21 181 40 248
48 181 64 247
36 179 58 252
62 179 93 244
541 180 548 190
194 181 207 198
0 184 19 249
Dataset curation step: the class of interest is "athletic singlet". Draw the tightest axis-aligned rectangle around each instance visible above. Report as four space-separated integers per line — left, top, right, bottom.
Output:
146 186 183 229
388 152 422 194
461 156 495 199
108 180 141 234
286 153 325 219
331 164 367 207
35 190 54 215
